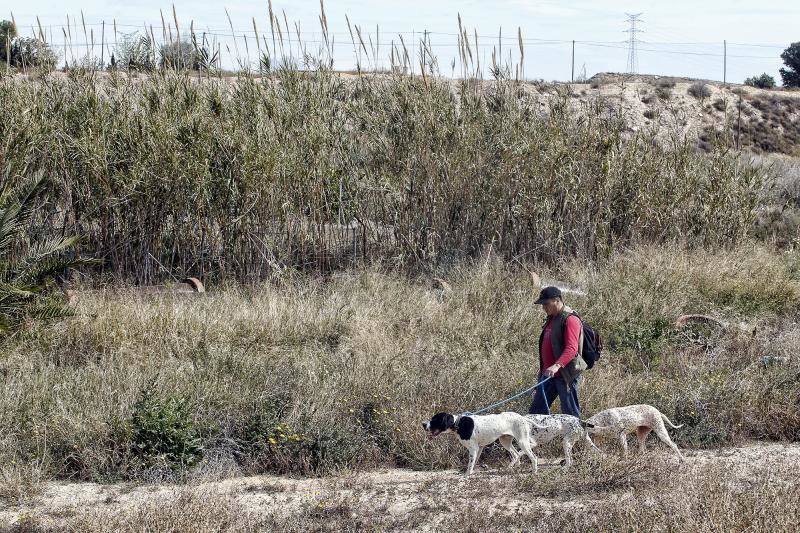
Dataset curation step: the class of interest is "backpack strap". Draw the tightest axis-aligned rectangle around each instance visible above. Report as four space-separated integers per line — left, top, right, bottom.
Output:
559 310 584 360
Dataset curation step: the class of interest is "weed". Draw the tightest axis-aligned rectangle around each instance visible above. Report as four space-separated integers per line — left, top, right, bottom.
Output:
688 82 711 99
129 388 203 472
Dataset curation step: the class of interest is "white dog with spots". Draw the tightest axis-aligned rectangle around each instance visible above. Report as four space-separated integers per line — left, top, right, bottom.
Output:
523 414 603 467
422 411 548 476
584 404 685 460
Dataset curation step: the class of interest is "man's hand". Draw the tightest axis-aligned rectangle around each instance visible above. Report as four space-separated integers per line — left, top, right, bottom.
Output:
543 363 561 377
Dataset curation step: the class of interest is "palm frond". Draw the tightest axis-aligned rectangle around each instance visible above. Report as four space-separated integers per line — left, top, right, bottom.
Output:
0 173 93 337
0 281 36 300
25 299 75 321
0 174 50 254
15 256 100 287
11 234 100 277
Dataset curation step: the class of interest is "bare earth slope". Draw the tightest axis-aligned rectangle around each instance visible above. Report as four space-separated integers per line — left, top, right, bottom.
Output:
566 73 800 155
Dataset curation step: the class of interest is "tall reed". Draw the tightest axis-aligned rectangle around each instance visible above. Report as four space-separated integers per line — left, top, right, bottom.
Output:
0 67 762 281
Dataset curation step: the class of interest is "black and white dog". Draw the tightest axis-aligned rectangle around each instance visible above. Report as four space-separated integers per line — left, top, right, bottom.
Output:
524 414 602 468
422 411 548 476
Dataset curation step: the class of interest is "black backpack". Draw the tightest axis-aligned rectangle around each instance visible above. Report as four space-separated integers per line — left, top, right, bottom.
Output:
564 313 603 369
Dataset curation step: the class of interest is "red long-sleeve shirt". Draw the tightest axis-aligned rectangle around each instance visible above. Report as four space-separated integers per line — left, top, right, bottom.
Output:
541 314 581 374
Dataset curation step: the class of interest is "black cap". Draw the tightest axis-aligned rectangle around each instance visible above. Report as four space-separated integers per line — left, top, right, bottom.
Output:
534 286 562 304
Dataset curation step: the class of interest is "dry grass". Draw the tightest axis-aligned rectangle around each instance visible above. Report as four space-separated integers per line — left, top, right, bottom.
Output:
0 244 799 489
0 464 44 508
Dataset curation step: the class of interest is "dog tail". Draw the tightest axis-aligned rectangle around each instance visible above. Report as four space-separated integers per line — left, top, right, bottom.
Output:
528 419 548 430
661 413 684 429
524 416 548 430
582 423 613 433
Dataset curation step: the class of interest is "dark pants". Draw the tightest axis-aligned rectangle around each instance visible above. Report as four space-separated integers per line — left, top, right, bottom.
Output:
528 375 581 418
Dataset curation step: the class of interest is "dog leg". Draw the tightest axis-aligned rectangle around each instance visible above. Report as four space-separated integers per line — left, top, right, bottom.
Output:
618 433 629 457
652 420 685 461
466 444 483 476
499 435 520 468
474 446 485 469
584 433 602 454
562 433 581 469
517 439 538 474
562 442 573 469
636 426 652 454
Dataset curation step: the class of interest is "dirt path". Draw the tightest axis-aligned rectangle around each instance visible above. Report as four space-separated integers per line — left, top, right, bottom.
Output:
2 442 799 531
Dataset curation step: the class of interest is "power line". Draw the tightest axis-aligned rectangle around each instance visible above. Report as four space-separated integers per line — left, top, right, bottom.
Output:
19 19 791 48
579 41 776 59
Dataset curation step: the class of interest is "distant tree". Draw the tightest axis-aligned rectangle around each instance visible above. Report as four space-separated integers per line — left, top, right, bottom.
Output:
159 38 217 71
1 21 57 70
10 37 57 70
0 20 18 64
744 73 777 89
780 42 800 88
160 40 200 70
114 32 156 72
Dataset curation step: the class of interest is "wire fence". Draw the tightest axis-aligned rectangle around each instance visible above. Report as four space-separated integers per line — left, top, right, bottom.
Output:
9 14 790 83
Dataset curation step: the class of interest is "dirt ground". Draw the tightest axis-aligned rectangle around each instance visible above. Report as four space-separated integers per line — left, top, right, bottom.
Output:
2 441 798 531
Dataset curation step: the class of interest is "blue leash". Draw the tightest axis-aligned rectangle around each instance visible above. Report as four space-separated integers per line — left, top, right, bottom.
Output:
463 376 552 416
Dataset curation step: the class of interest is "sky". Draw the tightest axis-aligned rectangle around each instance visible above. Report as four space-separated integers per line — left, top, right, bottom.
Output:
7 1 799 83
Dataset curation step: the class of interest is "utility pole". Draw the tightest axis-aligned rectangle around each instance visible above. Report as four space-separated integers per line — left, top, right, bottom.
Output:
571 40 575 82
723 39 727 85
624 13 643 74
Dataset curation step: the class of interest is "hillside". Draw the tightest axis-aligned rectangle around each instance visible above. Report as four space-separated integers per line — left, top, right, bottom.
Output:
563 73 800 156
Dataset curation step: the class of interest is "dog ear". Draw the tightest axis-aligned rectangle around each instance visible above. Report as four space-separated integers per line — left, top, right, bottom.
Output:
456 416 475 440
446 414 455 428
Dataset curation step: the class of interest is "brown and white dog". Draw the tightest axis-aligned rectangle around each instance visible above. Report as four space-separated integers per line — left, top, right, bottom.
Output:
584 404 685 460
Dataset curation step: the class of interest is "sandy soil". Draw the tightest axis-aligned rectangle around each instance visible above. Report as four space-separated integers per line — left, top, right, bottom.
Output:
2 441 798 530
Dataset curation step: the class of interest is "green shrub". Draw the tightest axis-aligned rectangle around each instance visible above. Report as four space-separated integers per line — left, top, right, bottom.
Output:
744 73 777 89
688 82 712 100
655 86 672 100
243 418 365 476
159 40 205 70
0 20 16 64
656 77 676 89
113 33 156 71
129 390 203 471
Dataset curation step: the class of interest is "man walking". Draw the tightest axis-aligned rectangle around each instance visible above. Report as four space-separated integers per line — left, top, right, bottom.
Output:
529 286 586 417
